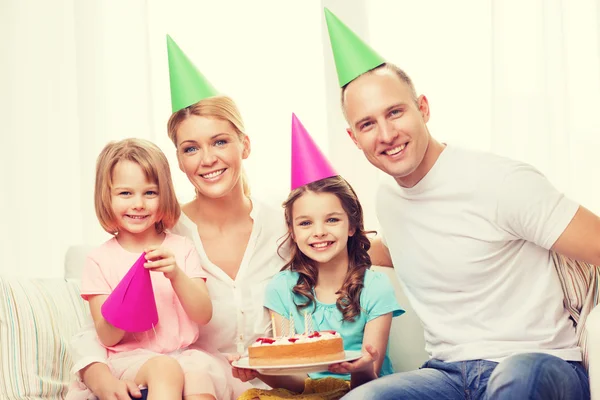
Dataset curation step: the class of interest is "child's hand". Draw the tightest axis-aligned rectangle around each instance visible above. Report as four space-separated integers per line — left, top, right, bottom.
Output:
143 246 181 280
227 353 260 382
328 344 379 375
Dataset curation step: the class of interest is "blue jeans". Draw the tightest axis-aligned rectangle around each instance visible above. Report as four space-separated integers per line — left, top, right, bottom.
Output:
342 353 589 400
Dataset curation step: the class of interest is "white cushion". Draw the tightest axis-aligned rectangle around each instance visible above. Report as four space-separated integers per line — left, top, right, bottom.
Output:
372 266 428 372
64 245 94 281
0 277 90 398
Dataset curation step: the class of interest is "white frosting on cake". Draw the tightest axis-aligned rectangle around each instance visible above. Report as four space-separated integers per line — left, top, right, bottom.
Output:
250 331 341 347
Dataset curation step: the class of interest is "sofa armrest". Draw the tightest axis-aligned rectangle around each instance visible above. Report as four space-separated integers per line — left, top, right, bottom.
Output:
587 304 600 400
0 277 90 397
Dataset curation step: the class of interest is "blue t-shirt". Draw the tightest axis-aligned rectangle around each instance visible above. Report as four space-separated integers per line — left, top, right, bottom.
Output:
264 269 405 380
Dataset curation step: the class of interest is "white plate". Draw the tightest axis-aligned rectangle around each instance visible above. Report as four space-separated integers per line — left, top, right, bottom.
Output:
232 350 362 376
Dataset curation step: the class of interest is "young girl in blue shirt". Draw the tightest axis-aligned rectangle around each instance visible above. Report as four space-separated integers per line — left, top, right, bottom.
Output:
234 175 404 398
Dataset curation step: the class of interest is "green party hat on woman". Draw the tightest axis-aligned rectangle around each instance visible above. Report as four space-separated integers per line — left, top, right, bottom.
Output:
166 35 219 113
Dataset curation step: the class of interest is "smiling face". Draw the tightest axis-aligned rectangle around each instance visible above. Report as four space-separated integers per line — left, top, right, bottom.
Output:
290 191 355 267
175 115 249 199
343 67 432 187
110 160 161 236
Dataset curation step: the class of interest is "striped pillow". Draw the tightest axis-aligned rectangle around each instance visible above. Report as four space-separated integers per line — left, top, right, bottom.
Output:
552 251 600 370
0 277 90 399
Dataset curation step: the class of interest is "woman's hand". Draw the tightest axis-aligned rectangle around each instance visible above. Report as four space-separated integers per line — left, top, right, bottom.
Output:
144 246 181 280
226 354 307 392
328 344 379 375
227 353 259 382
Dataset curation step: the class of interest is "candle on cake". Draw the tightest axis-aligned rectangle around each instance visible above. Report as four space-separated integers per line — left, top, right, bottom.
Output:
280 314 286 337
303 311 313 334
289 312 295 336
270 311 277 338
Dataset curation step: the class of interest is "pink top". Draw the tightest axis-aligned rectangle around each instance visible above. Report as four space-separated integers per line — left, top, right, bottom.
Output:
81 232 207 357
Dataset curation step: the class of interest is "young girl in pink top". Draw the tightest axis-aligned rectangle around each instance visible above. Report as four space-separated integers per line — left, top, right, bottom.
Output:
71 138 235 400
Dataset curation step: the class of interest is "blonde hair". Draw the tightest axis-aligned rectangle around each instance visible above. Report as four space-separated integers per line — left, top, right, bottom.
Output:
167 95 251 197
94 138 181 235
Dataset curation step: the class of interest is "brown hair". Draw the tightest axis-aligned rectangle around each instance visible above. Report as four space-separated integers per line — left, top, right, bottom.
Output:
341 62 418 117
166 95 250 196
94 138 180 235
279 176 372 322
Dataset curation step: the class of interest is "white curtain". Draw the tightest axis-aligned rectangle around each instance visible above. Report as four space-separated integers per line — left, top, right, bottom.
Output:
1 0 598 278
1 0 156 278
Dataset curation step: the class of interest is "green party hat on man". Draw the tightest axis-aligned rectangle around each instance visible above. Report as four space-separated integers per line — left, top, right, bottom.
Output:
166 35 219 113
324 8 386 87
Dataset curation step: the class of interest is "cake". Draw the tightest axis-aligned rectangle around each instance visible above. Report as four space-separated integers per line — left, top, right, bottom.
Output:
248 330 345 366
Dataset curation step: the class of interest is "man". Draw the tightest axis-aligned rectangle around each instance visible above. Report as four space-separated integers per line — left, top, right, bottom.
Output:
324 8 600 400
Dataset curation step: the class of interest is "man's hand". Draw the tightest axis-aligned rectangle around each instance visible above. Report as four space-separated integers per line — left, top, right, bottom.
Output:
368 237 393 268
95 377 142 400
328 344 379 375
82 362 142 400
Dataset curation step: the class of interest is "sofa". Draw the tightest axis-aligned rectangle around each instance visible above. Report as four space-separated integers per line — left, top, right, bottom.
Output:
0 246 597 399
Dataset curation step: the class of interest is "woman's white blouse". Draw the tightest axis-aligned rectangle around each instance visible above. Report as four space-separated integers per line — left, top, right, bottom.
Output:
70 197 288 374
172 198 288 355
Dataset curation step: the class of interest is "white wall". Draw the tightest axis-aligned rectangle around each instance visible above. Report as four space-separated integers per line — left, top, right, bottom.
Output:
0 0 598 278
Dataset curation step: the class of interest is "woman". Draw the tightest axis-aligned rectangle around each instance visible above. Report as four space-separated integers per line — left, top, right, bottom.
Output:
68 37 289 400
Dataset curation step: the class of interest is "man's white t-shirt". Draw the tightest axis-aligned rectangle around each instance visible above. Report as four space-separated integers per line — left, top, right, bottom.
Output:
377 145 581 363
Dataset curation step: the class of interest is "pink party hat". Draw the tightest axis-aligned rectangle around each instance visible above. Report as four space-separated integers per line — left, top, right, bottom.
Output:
101 252 158 333
291 113 337 190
